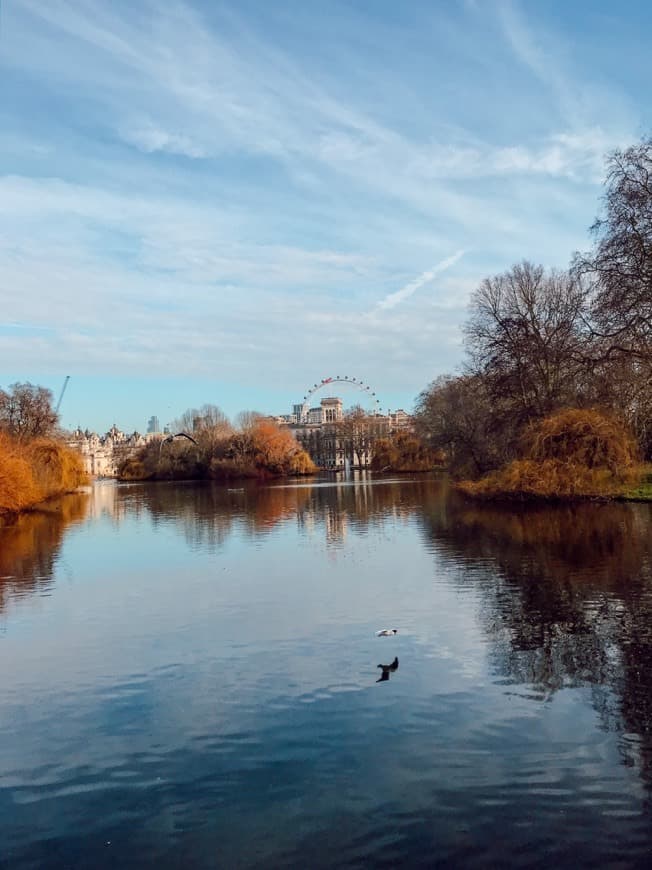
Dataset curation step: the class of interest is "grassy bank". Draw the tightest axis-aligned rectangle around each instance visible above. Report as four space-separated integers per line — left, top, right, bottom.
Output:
619 464 652 501
0 433 88 518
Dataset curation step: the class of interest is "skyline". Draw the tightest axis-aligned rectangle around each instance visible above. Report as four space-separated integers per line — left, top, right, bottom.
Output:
2 1 652 431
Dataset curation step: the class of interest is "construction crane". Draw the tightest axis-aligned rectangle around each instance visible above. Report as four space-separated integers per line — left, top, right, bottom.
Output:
55 376 70 415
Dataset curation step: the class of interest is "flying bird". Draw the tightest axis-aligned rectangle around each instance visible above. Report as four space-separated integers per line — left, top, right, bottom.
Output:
158 431 199 458
165 432 198 445
376 629 398 637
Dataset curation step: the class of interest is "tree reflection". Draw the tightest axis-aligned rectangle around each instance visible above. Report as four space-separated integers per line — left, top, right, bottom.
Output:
110 476 446 552
420 496 652 789
0 493 90 614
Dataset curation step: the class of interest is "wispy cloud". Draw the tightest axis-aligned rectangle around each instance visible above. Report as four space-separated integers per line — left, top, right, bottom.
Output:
119 121 208 158
378 251 466 310
0 0 648 426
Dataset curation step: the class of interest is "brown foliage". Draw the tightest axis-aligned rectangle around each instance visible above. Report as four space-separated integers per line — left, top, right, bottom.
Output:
119 457 149 481
225 419 316 478
27 438 89 494
0 433 88 515
415 374 513 477
371 432 445 472
119 418 316 481
0 434 40 513
460 409 639 500
526 409 637 471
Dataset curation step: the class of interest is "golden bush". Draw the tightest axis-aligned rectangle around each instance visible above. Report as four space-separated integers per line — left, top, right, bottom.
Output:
526 409 637 472
0 433 88 516
0 434 40 513
460 409 639 500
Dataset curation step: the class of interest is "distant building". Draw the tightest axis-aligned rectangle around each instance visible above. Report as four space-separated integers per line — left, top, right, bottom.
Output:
147 415 160 434
289 397 390 469
67 425 150 477
278 393 416 469
389 409 413 431
321 397 344 423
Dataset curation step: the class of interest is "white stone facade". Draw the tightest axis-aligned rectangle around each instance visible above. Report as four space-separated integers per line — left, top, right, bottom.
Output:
67 425 155 477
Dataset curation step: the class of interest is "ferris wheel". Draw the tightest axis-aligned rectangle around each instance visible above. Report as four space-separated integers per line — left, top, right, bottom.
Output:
299 375 381 422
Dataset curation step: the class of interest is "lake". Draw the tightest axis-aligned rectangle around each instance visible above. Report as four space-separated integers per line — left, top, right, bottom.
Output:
1 476 652 868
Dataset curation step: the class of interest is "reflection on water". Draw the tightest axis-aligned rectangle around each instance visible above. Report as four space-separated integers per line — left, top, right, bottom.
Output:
0 493 90 616
376 657 399 683
1 476 652 867
422 496 652 790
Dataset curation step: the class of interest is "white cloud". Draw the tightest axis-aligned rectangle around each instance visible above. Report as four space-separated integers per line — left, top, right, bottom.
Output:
120 121 208 158
378 251 466 310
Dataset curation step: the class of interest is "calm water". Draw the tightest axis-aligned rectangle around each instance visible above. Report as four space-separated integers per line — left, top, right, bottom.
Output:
1 476 652 868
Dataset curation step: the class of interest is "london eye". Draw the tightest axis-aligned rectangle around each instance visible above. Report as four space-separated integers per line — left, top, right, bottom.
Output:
298 375 381 422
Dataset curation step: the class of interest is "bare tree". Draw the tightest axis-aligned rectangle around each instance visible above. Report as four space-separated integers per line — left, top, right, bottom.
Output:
574 137 652 359
464 261 588 423
0 382 58 441
234 410 264 432
583 354 652 458
338 406 386 467
415 374 512 477
173 404 231 435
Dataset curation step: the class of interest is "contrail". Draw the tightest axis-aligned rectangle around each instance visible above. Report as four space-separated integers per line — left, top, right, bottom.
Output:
378 249 465 310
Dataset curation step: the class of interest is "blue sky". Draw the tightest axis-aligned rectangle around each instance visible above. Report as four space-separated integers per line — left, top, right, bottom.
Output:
1 0 651 433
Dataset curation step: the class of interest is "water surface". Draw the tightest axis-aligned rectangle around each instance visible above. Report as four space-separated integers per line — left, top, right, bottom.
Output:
1 477 652 868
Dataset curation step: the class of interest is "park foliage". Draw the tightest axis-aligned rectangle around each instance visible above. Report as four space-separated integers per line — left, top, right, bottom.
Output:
0 432 88 516
370 432 445 472
458 409 638 499
0 383 88 517
415 136 652 500
119 416 316 481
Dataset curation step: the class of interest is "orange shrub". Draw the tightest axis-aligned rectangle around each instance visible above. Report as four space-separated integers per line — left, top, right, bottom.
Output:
0 433 88 516
526 409 637 472
0 434 40 513
27 438 88 495
250 421 316 476
459 409 639 500
371 433 446 472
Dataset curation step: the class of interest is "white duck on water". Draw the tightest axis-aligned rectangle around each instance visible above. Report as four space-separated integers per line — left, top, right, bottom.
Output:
376 629 398 637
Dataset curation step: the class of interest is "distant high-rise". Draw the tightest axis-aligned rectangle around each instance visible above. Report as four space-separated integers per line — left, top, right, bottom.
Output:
147 415 160 434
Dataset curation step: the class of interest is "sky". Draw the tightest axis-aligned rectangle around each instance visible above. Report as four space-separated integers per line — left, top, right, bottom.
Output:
1 0 651 433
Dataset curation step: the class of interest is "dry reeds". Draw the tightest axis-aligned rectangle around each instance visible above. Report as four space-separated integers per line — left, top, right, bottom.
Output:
0 433 88 516
460 409 640 500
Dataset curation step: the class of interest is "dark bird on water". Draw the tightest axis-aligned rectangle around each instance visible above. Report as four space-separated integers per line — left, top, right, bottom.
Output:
376 657 399 682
